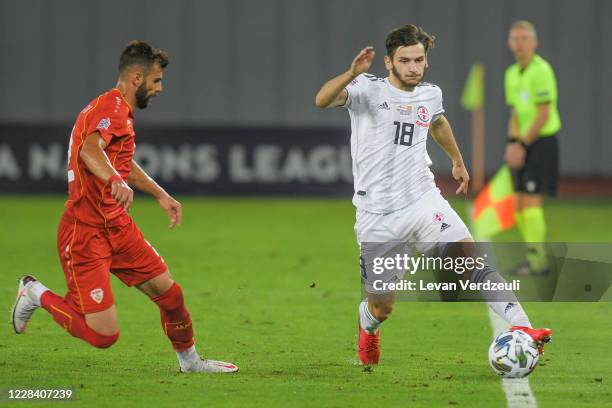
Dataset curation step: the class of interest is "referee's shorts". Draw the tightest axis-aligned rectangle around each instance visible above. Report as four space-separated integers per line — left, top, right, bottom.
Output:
512 134 559 196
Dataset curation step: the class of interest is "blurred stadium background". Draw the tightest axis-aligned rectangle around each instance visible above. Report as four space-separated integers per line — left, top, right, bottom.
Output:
1 0 611 196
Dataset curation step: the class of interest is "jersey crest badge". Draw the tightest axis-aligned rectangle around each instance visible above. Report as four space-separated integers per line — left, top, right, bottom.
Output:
416 106 430 127
90 288 104 304
417 106 430 122
433 212 445 223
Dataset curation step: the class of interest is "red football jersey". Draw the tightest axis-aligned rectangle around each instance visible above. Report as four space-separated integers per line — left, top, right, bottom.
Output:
64 88 135 228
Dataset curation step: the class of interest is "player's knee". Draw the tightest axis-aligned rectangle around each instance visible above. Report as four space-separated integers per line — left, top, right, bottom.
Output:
371 302 394 321
138 271 174 298
152 282 184 311
85 318 119 338
88 329 120 349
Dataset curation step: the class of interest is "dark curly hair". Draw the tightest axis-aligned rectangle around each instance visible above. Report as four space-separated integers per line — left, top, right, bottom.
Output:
385 24 436 57
118 40 169 74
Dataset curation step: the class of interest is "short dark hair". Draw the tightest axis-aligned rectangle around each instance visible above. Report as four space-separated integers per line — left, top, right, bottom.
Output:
118 40 169 74
385 24 436 57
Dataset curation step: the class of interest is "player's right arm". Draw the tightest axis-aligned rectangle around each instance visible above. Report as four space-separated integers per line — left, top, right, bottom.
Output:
79 132 133 209
508 108 519 139
315 46 375 108
503 69 525 168
127 160 182 228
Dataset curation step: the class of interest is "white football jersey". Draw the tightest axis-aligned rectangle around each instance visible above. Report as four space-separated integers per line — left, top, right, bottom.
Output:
344 73 445 213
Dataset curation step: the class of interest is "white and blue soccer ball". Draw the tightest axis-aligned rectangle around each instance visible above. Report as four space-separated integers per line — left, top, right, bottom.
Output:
488 330 539 378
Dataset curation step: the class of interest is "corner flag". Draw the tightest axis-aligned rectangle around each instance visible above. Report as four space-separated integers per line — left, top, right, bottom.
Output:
471 165 515 239
461 63 484 111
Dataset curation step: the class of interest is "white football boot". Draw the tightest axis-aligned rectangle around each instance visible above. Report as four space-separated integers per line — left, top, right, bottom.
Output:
180 358 239 373
11 275 40 334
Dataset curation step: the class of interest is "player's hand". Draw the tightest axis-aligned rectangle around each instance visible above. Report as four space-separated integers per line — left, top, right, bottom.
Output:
505 143 526 169
158 194 182 229
110 178 134 211
349 46 375 77
452 162 470 195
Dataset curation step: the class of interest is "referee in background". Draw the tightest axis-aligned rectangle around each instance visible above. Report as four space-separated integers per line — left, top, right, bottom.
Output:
504 20 561 275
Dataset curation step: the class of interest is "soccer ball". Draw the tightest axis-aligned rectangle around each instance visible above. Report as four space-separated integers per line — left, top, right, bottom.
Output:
488 330 539 378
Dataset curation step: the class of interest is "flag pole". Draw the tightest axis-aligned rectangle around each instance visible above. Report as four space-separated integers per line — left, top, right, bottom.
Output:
460 63 486 194
472 105 485 193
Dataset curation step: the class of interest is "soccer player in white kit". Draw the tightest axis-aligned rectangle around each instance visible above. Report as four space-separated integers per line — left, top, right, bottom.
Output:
315 24 552 366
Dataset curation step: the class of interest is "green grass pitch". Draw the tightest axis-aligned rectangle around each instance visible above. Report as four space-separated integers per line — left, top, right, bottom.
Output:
0 196 610 407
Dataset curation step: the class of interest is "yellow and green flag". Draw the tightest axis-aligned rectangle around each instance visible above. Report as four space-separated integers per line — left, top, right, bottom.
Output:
471 165 515 239
461 63 485 111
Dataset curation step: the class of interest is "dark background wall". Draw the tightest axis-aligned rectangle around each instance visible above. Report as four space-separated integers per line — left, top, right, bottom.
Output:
1 0 610 176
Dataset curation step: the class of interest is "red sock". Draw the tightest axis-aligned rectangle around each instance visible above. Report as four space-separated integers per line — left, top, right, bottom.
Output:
40 291 119 348
151 282 195 351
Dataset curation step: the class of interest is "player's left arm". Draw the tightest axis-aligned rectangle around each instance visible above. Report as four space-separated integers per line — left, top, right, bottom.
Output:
128 160 182 228
429 115 469 195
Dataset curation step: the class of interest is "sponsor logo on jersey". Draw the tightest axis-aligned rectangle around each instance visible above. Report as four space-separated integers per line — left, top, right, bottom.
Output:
90 288 104 304
377 102 390 110
416 106 430 127
96 118 111 130
440 222 451 232
432 212 445 223
396 105 413 115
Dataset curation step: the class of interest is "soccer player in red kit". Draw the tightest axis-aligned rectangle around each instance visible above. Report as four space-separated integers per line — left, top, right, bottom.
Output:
11 41 238 373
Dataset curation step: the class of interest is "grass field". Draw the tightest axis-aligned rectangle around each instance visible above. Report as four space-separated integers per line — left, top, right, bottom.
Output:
1 196 611 407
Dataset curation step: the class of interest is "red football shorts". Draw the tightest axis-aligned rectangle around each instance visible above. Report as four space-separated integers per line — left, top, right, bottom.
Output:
57 214 168 314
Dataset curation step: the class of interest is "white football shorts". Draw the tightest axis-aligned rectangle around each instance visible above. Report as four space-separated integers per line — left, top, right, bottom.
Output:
355 187 472 293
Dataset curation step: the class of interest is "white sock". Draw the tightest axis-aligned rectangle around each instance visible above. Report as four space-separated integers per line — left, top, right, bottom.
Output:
488 301 531 327
176 345 200 369
470 265 531 327
28 281 50 307
359 299 381 334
